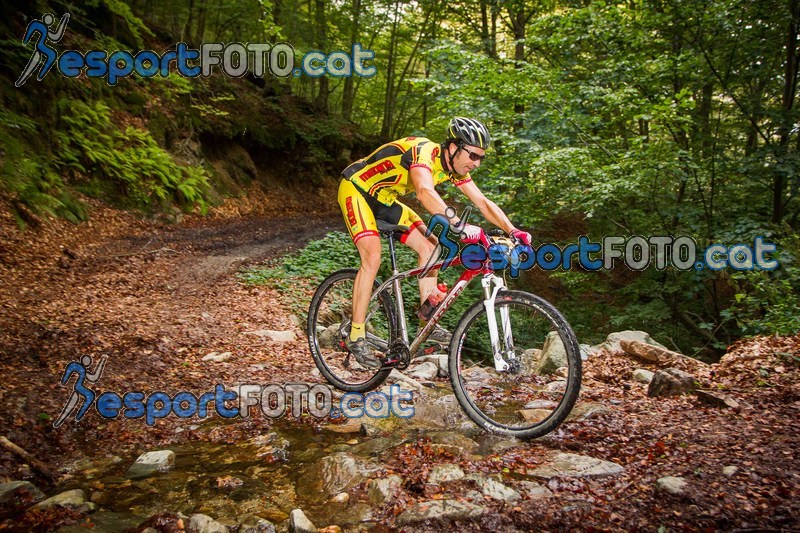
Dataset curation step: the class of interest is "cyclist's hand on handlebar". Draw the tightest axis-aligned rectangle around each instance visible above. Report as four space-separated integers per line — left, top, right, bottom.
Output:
510 228 532 246
460 224 485 244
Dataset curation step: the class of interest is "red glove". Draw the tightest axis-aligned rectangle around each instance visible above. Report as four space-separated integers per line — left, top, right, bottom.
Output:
460 224 485 244
510 228 532 246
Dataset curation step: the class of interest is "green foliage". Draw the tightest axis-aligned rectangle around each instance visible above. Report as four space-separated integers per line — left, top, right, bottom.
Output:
55 99 210 212
723 234 800 336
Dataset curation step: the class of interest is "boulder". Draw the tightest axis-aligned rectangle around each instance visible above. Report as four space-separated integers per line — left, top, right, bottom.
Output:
396 500 486 526
695 390 740 409
0 481 45 505
465 474 520 501
632 369 655 384
408 362 439 381
648 369 697 397
126 450 176 479
656 476 687 495
30 489 86 510
367 475 403 505
188 513 229 533
600 331 667 353
527 453 624 479
536 332 568 375
428 464 465 484
289 509 317 533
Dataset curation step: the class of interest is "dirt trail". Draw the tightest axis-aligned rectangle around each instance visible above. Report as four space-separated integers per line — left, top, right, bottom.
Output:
0 202 341 470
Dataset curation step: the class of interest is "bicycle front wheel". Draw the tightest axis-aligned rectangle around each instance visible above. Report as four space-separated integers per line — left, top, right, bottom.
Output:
307 269 394 392
449 290 581 439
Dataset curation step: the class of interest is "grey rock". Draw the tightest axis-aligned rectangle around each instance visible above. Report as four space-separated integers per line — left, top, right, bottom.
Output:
188 513 229 533
695 390 740 409
126 450 176 479
517 481 553 499
246 329 296 342
428 464 465 484
427 431 479 456
368 474 403 505
318 324 340 349
298 452 380 497
656 476 687 495
648 368 697 397
388 369 424 391
415 354 449 377
30 489 86 510
536 332 568 375
632 369 655 384
289 509 317 533
0 481 45 504
528 453 624 479
408 362 439 381
203 351 232 362
722 465 739 477
466 474 520 501
396 499 486 526
600 331 667 353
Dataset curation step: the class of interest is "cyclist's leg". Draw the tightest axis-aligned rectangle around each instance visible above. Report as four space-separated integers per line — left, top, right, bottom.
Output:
394 202 439 305
337 180 381 331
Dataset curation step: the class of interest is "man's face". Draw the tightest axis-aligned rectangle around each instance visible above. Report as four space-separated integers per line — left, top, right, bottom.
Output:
448 143 486 176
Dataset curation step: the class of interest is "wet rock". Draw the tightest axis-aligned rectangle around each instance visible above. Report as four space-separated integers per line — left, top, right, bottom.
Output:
408 362 439 381
600 330 667 352
368 475 403 505
236 514 276 533
246 330 296 342
517 481 553 499
528 453 624 479
188 513 229 533
126 450 176 479
428 464 465 484
396 499 486 526
427 431 478 456
695 390 740 409
330 492 349 504
0 481 45 505
298 452 379 497
535 332 568 374
648 368 697 397
465 473 520 501
289 509 317 533
656 476 687 495
387 369 424 391
203 352 233 362
411 392 474 430
351 437 395 456
567 402 612 421
414 354 449 377
30 489 87 510
632 369 655 384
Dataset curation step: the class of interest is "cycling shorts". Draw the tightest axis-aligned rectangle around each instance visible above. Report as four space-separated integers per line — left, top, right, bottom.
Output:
337 179 424 244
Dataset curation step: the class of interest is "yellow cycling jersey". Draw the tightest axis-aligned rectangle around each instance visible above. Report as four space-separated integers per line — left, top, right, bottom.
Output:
342 136 472 205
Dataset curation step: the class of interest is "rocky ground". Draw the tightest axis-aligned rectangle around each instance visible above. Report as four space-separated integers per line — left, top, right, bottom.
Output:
0 194 798 532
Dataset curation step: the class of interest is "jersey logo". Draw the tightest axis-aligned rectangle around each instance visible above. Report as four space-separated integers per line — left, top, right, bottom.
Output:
358 160 396 181
432 146 440 158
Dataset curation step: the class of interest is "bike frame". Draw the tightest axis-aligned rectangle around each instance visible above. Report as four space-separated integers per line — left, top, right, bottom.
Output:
369 240 515 371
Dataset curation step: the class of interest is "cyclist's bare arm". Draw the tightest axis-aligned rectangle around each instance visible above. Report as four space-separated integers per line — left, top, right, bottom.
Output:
456 179 517 233
410 166 450 216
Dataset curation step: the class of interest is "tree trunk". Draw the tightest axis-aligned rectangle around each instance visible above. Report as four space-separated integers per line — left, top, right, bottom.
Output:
342 0 361 120
773 0 799 224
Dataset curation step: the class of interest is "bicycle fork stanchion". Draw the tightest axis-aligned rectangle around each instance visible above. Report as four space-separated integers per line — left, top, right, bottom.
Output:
482 274 510 372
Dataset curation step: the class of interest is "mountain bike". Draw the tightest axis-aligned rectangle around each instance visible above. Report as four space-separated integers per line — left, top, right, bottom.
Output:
306 221 581 439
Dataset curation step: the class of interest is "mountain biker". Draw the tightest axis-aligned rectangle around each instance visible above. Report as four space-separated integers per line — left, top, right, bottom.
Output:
337 117 532 368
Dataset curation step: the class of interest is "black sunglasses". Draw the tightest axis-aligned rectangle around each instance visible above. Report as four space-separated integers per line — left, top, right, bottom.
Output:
461 146 486 162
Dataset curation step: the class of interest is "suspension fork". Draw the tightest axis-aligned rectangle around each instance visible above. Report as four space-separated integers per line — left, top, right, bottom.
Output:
482 274 513 371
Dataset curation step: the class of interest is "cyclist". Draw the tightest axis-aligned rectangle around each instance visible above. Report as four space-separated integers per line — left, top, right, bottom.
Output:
338 117 531 367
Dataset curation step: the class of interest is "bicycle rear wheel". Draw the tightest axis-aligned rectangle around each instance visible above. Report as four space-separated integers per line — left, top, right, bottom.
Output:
449 290 581 439
307 269 394 392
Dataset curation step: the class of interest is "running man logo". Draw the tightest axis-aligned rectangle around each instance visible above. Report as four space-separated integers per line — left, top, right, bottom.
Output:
54 354 108 427
358 160 396 182
16 12 70 87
